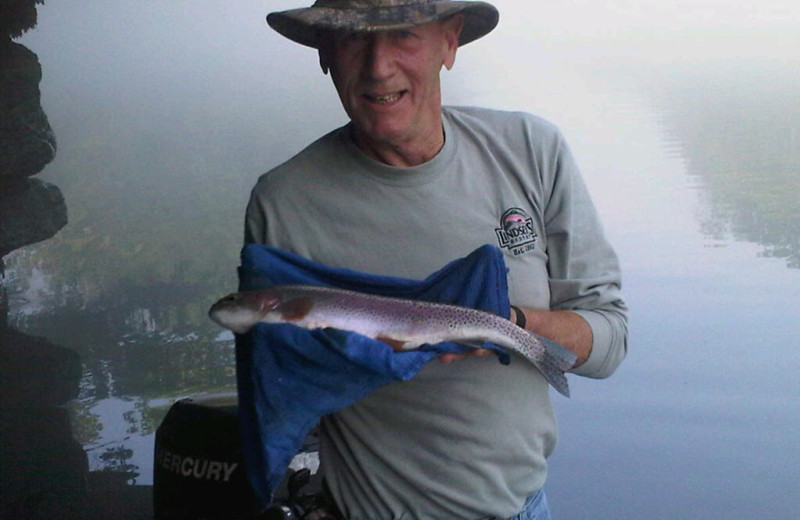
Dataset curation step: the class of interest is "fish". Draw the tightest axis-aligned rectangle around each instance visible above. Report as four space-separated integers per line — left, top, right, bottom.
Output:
209 285 576 397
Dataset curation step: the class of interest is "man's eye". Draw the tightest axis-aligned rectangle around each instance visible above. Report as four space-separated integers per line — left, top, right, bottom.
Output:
334 31 364 45
345 32 368 42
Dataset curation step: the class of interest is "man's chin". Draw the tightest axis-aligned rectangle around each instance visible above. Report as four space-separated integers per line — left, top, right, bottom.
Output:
352 119 412 148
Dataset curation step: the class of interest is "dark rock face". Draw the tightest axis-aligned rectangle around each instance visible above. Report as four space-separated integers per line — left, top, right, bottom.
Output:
0 177 66 256
0 41 56 180
0 327 88 520
0 37 64 257
0 7 89 518
1 0 43 39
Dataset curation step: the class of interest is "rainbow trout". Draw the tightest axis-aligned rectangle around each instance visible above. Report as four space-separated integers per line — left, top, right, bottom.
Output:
209 285 576 397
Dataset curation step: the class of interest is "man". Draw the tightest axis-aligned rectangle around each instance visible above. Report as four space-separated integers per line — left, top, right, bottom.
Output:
245 1 628 518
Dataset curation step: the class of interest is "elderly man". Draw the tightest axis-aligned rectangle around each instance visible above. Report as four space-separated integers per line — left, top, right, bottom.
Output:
244 1 628 519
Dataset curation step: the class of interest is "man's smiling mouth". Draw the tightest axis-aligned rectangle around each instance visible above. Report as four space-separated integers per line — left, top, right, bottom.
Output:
366 91 405 104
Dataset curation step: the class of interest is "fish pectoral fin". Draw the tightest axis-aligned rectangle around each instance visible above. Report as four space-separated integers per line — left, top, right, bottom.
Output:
376 335 410 352
278 297 314 321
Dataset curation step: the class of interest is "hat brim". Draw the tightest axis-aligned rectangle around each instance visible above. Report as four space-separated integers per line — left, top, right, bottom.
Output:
267 1 499 49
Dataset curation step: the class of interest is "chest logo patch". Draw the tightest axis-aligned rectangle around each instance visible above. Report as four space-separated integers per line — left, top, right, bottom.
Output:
495 207 537 256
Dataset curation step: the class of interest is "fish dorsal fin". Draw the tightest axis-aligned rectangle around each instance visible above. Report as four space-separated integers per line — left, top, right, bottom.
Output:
377 335 409 352
278 297 314 321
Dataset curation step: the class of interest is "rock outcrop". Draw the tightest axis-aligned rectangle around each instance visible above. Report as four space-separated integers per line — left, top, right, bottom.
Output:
0 177 66 257
0 40 56 180
0 36 63 257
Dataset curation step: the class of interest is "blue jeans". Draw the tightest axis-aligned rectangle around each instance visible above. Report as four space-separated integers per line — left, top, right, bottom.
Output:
486 490 551 520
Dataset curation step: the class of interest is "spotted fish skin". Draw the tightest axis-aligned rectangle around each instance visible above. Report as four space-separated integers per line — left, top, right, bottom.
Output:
209 285 576 397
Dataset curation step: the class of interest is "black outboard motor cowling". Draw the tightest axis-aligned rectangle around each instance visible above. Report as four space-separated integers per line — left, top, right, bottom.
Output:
153 393 258 519
153 393 325 519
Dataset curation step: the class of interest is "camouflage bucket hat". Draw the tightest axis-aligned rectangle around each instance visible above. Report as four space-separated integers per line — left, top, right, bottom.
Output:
267 0 499 49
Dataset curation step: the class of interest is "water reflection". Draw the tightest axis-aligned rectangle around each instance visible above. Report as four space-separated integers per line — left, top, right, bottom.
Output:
645 62 800 267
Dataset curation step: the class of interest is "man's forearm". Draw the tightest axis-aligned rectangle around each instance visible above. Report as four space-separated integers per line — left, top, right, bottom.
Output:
512 307 593 367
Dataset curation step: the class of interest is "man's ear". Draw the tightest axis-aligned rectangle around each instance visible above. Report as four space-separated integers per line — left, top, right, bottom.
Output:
442 14 463 71
319 48 330 75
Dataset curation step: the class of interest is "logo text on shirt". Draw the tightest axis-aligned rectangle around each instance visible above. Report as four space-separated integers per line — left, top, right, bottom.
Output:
495 207 537 256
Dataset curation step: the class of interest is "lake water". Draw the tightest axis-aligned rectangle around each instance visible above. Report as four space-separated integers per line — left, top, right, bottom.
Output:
2 1 799 518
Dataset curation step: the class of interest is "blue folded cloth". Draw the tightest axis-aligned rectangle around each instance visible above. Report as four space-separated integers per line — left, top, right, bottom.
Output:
235 244 511 508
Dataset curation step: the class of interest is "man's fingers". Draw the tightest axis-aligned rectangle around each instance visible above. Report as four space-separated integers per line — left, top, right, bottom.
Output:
438 348 493 363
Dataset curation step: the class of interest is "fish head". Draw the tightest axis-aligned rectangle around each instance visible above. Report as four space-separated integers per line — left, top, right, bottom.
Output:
208 289 284 334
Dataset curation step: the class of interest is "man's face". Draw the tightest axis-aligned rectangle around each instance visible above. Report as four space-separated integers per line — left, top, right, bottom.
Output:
321 18 462 156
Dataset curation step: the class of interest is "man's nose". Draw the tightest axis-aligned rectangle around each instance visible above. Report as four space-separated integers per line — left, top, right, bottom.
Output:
364 34 395 80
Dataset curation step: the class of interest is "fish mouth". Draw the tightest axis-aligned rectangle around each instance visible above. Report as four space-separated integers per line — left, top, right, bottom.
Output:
210 293 240 311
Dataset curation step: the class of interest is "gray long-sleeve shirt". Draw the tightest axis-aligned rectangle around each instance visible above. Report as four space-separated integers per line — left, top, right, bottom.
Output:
245 106 628 519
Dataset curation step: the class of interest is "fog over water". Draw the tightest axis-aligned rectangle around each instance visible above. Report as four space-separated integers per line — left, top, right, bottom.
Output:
3 0 799 518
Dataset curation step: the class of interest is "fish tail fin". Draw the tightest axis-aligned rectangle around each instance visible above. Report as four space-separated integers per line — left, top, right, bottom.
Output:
533 333 577 398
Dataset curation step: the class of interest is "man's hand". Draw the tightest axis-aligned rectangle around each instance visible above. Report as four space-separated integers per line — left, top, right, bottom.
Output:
437 306 592 366
438 348 494 364
513 306 593 367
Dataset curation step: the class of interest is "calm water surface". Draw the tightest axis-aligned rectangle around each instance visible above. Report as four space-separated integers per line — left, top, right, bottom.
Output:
2 1 798 518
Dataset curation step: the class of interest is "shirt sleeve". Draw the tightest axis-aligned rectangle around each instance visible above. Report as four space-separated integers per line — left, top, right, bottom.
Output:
244 179 268 245
543 130 629 379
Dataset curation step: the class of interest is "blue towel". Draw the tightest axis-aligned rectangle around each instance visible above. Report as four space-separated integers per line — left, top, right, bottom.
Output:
235 244 511 508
